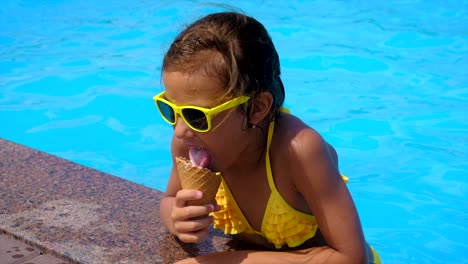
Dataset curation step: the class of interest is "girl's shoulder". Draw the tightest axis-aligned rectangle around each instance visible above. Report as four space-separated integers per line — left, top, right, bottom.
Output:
273 114 331 168
274 114 324 150
273 114 342 195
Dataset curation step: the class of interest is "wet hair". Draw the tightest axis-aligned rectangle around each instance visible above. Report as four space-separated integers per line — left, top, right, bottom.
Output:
162 11 285 123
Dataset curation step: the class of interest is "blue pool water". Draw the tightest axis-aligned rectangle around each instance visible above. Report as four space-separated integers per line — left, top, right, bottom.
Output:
1 1 467 263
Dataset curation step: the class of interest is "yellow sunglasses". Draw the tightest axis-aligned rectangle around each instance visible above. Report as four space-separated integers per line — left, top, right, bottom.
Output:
153 91 250 132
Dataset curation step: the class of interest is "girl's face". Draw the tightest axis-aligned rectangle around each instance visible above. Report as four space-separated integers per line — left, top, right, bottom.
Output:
162 71 253 171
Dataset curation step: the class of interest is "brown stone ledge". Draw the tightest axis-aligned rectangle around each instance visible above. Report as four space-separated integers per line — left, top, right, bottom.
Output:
0 138 239 263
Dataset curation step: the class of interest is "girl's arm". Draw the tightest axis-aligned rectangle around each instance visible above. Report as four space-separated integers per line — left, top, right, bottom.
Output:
160 135 185 234
176 247 347 264
286 127 368 263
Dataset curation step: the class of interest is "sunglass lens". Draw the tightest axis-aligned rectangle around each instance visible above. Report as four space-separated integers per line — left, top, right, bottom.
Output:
157 101 175 123
182 109 208 130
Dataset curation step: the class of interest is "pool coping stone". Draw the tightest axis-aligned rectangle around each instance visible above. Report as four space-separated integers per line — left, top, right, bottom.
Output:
0 138 247 263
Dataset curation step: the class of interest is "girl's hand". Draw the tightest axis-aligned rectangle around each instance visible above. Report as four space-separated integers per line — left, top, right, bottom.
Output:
171 189 217 243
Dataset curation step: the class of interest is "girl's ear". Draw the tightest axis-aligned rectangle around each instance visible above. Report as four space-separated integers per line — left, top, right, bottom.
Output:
248 92 273 125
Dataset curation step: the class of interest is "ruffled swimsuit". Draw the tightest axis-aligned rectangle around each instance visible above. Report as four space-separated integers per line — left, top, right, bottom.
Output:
210 120 381 263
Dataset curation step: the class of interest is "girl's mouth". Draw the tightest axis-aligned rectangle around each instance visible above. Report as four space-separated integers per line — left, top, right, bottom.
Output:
188 147 211 168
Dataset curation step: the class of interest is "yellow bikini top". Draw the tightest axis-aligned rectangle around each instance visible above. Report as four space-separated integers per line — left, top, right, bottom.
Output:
210 120 347 249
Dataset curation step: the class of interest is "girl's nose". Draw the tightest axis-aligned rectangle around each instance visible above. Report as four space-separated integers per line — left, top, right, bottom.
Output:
173 116 195 139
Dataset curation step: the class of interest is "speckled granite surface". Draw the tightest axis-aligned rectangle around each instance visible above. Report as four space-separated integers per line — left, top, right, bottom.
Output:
0 138 241 263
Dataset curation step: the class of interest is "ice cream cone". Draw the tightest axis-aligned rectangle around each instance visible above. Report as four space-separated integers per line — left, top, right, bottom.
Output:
176 156 221 205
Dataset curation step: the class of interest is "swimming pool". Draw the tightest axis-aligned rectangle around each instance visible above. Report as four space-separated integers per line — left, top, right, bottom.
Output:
1 0 466 263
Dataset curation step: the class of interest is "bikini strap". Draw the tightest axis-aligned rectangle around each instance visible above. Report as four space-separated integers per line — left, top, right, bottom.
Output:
265 121 278 192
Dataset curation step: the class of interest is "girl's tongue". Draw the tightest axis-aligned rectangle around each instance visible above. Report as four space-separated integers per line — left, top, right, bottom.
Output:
189 148 211 168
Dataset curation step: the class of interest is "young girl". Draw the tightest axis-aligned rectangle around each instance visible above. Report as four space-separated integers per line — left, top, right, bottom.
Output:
157 11 381 264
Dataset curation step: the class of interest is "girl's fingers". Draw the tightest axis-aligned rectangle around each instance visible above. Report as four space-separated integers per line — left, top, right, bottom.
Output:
175 189 202 207
171 189 216 244
172 189 215 221
171 203 214 221
174 215 214 233
177 226 210 244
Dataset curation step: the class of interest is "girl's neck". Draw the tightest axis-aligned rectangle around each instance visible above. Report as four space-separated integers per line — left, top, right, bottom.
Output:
225 123 269 177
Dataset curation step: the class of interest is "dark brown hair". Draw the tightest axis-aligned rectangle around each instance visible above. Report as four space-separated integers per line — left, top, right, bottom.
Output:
162 11 285 122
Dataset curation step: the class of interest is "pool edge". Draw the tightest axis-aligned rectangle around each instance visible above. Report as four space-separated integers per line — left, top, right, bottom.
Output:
0 138 235 263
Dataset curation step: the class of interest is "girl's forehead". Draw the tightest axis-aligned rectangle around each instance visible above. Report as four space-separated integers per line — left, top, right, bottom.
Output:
162 71 225 105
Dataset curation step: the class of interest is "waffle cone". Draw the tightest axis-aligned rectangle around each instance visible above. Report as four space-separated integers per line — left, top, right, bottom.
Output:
176 157 221 206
